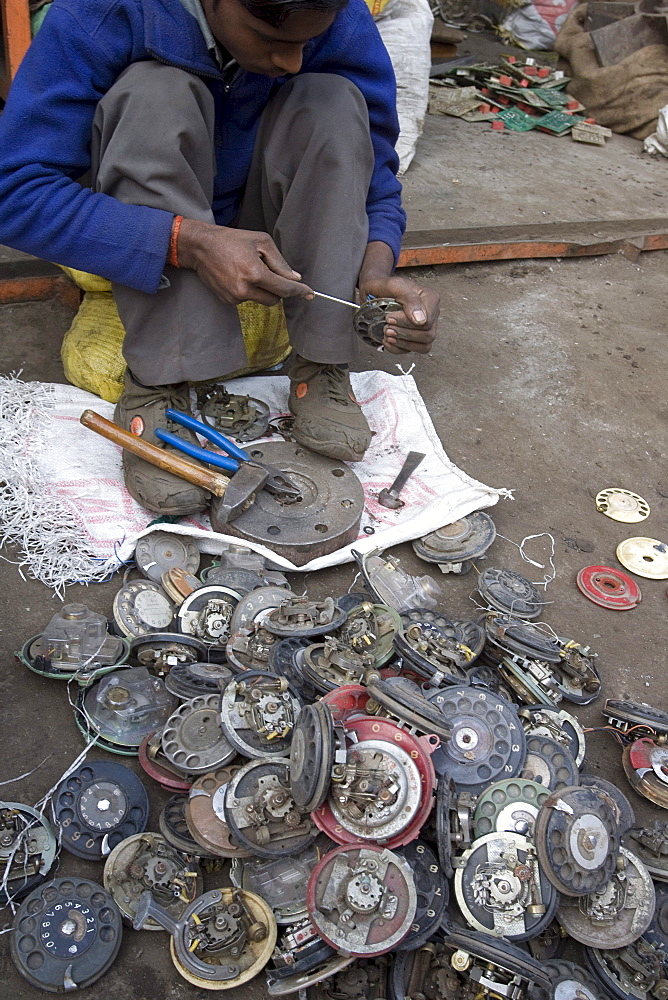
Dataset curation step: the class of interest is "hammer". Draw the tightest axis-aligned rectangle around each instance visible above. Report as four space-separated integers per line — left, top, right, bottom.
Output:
80 410 268 522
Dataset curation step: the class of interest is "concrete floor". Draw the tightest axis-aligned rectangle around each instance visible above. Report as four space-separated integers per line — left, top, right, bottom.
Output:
1 109 668 997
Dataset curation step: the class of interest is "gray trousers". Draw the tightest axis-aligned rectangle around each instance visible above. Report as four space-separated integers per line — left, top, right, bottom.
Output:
90 62 375 385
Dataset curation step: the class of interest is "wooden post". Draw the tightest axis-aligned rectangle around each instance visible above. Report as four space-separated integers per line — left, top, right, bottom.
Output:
1 0 32 101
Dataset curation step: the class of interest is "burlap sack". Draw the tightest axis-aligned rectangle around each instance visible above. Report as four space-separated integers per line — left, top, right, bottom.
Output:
556 5 668 139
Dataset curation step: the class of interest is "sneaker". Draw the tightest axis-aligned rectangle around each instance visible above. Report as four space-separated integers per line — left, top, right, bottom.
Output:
114 371 210 515
288 357 372 462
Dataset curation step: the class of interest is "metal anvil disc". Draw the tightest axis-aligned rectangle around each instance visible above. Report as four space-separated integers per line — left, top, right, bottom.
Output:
211 442 364 567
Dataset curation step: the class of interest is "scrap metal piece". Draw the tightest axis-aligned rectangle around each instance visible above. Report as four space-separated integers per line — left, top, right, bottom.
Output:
263 596 347 638
520 734 578 791
394 842 448 951
230 586 297 633
617 537 668 580
133 886 277 988
477 568 543 619
200 387 271 443
395 618 472 685
413 512 497 574
300 638 374 694
557 847 655 948
626 823 668 881
224 758 318 858
585 938 668 1000
232 839 328 925
135 531 200 583
313 717 438 850
213 442 364 566
20 604 128 683
377 451 425 510
455 831 557 941
337 602 402 667
176 585 241 646
185 767 252 859
354 549 442 611
103 832 202 928
138 730 194 793
535 785 621 897
364 673 454 741
81 666 177 752
165 660 233 701
10 877 123 993
576 564 642 610
220 671 301 758
579 774 635 836
354 297 402 348
159 794 220 861
623 738 668 808
604 699 668 738
307 843 417 956
130 632 207 677
519 705 586 767
0 802 58 904
445 928 551 993
290 702 335 813
226 626 281 673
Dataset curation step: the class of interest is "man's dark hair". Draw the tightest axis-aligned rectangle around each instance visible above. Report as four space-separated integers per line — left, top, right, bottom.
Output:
238 0 349 27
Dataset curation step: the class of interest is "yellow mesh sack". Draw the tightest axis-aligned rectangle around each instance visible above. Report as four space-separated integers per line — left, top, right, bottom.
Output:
60 269 291 403
365 0 392 14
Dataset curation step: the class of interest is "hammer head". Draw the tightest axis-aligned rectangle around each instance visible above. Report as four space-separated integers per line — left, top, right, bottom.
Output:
210 464 269 525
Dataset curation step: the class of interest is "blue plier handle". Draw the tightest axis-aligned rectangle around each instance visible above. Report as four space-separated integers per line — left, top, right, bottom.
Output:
156 409 301 497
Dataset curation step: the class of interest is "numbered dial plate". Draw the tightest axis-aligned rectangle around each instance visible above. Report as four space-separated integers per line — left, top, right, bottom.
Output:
112 580 174 637
10 877 122 992
427 686 526 793
54 762 149 859
395 841 448 951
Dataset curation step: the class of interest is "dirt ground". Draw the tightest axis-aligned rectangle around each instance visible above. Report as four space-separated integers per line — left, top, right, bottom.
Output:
0 112 667 997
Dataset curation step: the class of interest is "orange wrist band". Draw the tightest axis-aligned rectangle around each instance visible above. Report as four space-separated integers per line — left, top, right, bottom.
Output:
168 215 183 268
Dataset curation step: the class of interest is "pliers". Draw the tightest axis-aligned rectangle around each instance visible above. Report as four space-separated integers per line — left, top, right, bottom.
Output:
155 409 302 500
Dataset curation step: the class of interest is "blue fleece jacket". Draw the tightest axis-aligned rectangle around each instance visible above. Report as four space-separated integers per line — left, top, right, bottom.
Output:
0 0 405 294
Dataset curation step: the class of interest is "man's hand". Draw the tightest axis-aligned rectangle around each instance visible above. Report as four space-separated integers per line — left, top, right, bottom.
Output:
358 242 440 355
177 218 313 307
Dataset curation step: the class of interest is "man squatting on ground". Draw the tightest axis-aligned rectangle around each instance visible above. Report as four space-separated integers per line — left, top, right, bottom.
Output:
0 0 440 514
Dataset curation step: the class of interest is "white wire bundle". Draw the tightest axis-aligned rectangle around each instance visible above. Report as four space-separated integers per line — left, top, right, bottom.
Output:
0 374 120 598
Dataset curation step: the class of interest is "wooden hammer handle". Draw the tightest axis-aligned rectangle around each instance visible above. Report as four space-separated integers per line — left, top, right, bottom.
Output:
80 409 230 497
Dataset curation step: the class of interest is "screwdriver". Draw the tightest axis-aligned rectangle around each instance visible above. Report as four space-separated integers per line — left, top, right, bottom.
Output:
312 290 360 310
